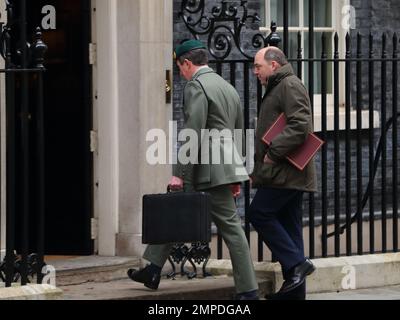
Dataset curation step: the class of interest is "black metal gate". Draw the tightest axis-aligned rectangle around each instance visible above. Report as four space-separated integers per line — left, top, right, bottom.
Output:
178 0 399 261
0 0 47 287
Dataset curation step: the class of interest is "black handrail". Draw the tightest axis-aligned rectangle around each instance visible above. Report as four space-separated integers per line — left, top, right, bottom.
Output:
326 112 400 239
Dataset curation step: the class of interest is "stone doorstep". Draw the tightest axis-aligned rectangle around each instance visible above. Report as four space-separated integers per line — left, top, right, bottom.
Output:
206 253 400 294
10 253 398 299
51 256 272 300
0 256 140 300
0 284 62 300
48 256 141 286
59 275 273 300
123 278 273 301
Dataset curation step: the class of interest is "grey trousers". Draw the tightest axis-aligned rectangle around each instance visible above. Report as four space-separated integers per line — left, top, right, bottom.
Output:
142 184 258 294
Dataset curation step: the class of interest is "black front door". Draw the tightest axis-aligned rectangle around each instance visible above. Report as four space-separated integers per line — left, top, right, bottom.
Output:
14 0 93 255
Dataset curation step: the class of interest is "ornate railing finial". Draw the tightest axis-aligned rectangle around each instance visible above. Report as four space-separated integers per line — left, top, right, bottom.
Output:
265 21 282 47
33 27 48 69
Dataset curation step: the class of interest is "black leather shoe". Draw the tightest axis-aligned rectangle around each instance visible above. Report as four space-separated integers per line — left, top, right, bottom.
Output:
278 259 315 294
127 266 161 290
265 281 306 300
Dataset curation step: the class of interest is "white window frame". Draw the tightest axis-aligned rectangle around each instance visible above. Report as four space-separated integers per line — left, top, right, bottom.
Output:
261 0 343 95
259 0 379 131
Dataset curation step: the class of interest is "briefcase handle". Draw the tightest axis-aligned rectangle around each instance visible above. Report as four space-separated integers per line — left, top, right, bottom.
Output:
167 185 184 193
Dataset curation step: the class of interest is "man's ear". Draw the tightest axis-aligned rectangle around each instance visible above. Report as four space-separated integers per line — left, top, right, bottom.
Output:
184 59 194 68
272 61 281 71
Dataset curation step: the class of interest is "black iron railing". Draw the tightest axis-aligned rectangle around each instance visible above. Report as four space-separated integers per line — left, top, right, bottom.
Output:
178 0 400 262
0 0 47 287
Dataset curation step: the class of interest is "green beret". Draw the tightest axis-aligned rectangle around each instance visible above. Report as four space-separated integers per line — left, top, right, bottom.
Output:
174 39 207 60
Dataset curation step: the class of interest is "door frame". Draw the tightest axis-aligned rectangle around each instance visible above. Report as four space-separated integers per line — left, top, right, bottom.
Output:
82 0 95 255
0 0 94 255
91 0 119 256
0 1 6 258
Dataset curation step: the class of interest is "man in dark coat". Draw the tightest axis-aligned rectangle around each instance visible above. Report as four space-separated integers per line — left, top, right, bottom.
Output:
249 46 317 300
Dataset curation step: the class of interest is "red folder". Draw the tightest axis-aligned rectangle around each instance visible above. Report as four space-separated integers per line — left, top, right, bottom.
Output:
262 113 324 171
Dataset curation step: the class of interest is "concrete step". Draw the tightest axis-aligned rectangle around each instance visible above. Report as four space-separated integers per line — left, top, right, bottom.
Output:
48 256 140 286
207 254 400 295
59 275 272 300
49 256 272 300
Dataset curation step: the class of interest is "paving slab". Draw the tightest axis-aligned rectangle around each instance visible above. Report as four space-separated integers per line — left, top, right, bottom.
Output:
307 285 400 300
58 275 272 300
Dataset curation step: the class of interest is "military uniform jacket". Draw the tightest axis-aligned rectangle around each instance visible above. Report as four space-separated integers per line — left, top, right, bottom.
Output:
174 67 249 191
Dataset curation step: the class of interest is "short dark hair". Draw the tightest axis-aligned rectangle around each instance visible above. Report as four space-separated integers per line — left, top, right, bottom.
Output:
264 48 288 66
178 48 209 66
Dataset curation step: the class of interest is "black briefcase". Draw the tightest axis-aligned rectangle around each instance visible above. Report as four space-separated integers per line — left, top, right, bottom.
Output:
142 190 211 244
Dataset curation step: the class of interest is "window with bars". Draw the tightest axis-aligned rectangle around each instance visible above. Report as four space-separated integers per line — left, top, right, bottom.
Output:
261 0 348 94
260 0 350 105
262 0 337 94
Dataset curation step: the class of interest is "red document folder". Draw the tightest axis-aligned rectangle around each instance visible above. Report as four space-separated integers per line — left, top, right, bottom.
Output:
262 113 324 171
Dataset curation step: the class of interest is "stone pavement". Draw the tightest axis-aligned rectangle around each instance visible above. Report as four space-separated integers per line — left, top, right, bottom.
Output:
307 285 400 300
49 255 272 300
60 275 272 300
42 255 400 300
58 277 400 300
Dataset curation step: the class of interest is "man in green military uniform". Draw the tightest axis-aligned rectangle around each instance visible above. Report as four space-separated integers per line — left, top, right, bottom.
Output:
127 40 259 300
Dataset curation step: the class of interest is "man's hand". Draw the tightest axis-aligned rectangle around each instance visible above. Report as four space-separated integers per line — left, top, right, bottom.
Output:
169 176 184 191
230 184 241 198
264 154 276 165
